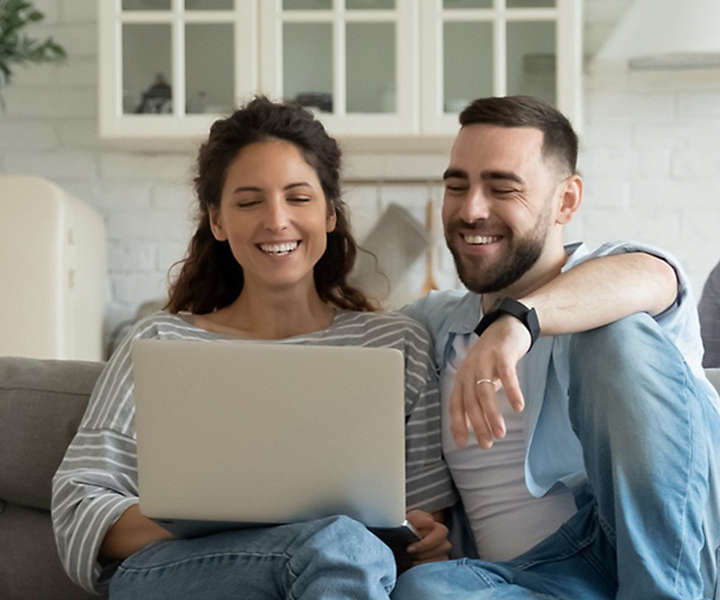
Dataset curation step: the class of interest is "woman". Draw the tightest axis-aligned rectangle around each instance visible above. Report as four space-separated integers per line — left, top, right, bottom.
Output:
52 97 456 599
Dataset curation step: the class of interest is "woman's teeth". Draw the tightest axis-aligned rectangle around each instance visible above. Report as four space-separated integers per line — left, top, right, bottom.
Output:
462 234 501 245
259 241 299 255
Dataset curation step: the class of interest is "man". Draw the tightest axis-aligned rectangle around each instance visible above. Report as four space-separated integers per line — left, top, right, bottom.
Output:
395 96 720 599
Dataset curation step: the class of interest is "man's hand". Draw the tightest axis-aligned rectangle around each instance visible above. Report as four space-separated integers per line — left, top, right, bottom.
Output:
450 315 530 448
404 509 451 564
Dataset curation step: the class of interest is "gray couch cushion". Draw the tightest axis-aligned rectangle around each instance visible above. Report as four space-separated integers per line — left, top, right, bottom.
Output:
0 357 104 510
0 502 96 599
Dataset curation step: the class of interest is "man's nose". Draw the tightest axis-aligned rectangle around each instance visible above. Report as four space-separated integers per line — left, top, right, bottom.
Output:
458 187 491 223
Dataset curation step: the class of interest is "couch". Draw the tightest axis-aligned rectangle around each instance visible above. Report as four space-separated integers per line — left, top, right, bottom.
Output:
1 356 719 600
0 357 102 599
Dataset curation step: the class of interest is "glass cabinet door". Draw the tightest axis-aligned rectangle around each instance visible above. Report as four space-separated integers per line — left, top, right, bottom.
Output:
100 0 256 138
421 0 580 134
122 23 173 115
260 0 419 136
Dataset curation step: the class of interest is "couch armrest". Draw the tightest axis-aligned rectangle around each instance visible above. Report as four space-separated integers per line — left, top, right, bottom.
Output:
0 357 104 510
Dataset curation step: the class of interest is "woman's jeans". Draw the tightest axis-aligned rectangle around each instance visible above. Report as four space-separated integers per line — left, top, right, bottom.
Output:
393 314 720 600
109 515 396 599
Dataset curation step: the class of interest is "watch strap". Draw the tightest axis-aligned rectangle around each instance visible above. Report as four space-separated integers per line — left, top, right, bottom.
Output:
473 297 540 351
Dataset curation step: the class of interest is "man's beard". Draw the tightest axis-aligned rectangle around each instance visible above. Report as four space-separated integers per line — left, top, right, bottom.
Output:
446 213 551 294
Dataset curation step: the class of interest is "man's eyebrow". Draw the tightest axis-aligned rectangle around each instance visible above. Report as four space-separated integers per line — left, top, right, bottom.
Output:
442 168 467 180
232 182 312 194
481 171 525 185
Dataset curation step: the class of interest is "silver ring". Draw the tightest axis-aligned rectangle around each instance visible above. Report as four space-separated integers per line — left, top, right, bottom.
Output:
475 378 495 386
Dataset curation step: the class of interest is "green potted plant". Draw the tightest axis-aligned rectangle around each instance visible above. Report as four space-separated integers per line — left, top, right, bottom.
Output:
0 0 66 108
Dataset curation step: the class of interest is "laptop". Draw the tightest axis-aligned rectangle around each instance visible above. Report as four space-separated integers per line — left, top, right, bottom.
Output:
130 339 409 538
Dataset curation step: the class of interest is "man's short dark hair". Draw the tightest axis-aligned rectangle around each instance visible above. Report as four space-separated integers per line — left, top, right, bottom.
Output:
459 95 578 175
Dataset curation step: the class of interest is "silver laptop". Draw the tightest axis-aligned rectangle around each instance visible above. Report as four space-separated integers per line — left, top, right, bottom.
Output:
131 339 407 536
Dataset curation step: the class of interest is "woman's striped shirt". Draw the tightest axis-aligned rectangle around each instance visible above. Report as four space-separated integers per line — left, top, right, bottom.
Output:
51 310 456 594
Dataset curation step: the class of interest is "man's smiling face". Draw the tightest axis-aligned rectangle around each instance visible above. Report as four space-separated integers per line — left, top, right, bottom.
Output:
442 124 564 294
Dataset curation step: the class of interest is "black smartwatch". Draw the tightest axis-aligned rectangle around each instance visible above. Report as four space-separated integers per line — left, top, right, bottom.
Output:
474 297 540 351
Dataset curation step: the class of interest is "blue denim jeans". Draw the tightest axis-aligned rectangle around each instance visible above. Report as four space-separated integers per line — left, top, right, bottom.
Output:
108 515 396 599
393 314 720 600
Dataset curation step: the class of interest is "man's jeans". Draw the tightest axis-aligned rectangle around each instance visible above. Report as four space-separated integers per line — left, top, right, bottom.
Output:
108 515 396 599
393 313 720 600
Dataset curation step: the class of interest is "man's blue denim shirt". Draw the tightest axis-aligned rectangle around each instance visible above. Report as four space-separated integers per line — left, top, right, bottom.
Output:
403 240 718 498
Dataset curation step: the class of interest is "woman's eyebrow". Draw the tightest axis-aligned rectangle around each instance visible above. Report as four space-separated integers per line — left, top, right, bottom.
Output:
232 182 313 194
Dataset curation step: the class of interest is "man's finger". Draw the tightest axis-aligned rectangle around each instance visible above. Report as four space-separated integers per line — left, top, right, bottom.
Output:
449 379 468 447
463 379 493 448
474 378 506 439
500 364 525 412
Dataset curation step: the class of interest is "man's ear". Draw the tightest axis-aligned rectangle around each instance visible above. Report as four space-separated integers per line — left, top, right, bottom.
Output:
209 207 227 241
555 175 582 225
326 208 337 233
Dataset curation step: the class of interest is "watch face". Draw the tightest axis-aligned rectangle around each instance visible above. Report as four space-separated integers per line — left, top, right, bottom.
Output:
498 297 527 316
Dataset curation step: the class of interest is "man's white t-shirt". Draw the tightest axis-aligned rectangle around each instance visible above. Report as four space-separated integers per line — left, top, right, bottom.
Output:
442 333 577 561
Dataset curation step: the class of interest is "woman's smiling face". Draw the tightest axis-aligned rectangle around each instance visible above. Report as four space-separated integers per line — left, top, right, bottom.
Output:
210 138 336 294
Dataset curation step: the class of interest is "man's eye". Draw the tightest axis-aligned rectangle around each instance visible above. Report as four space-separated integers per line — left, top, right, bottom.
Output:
492 189 515 196
445 185 467 193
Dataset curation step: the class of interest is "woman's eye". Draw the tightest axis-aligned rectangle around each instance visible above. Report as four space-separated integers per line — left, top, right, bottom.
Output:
234 200 260 208
288 197 311 203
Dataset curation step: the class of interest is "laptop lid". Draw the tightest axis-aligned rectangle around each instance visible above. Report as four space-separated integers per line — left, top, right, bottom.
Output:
131 339 406 529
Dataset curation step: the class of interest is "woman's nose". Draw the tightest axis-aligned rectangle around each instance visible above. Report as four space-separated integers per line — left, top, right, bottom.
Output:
264 198 290 231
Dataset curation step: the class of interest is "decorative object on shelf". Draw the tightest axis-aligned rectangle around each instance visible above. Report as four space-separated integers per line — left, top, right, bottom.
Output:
294 91 332 113
0 0 66 110
348 203 430 306
135 72 172 114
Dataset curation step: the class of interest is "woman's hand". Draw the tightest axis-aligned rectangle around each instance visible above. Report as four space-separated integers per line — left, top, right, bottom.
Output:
404 509 451 564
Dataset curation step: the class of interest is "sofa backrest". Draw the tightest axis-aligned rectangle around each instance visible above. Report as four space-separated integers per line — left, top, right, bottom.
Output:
706 368 720 394
0 357 104 510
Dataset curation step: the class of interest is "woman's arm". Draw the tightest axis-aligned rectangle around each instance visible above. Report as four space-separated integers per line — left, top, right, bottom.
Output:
51 319 158 593
100 504 175 560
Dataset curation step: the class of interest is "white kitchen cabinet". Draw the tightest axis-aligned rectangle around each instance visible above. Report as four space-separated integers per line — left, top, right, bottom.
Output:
421 0 582 134
99 0 581 141
99 0 258 138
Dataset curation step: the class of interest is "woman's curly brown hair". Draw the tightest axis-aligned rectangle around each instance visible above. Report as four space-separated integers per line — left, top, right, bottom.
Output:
165 96 375 314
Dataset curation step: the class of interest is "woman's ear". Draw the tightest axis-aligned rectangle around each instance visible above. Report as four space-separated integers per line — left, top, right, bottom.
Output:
209 207 227 241
555 174 583 225
326 208 337 233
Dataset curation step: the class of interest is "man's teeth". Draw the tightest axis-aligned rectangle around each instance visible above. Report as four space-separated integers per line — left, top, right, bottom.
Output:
259 241 299 255
463 234 501 245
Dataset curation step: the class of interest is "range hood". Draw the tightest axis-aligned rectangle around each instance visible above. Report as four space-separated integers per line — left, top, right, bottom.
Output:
594 0 720 70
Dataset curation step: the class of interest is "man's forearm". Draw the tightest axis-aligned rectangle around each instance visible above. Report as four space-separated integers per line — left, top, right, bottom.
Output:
520 252 678 337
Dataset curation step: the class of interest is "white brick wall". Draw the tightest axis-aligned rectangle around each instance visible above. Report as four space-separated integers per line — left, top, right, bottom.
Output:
1 0 719 352
581 68 720 298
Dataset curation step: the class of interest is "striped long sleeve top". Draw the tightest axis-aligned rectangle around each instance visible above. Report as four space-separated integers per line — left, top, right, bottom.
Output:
51 310 457 594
